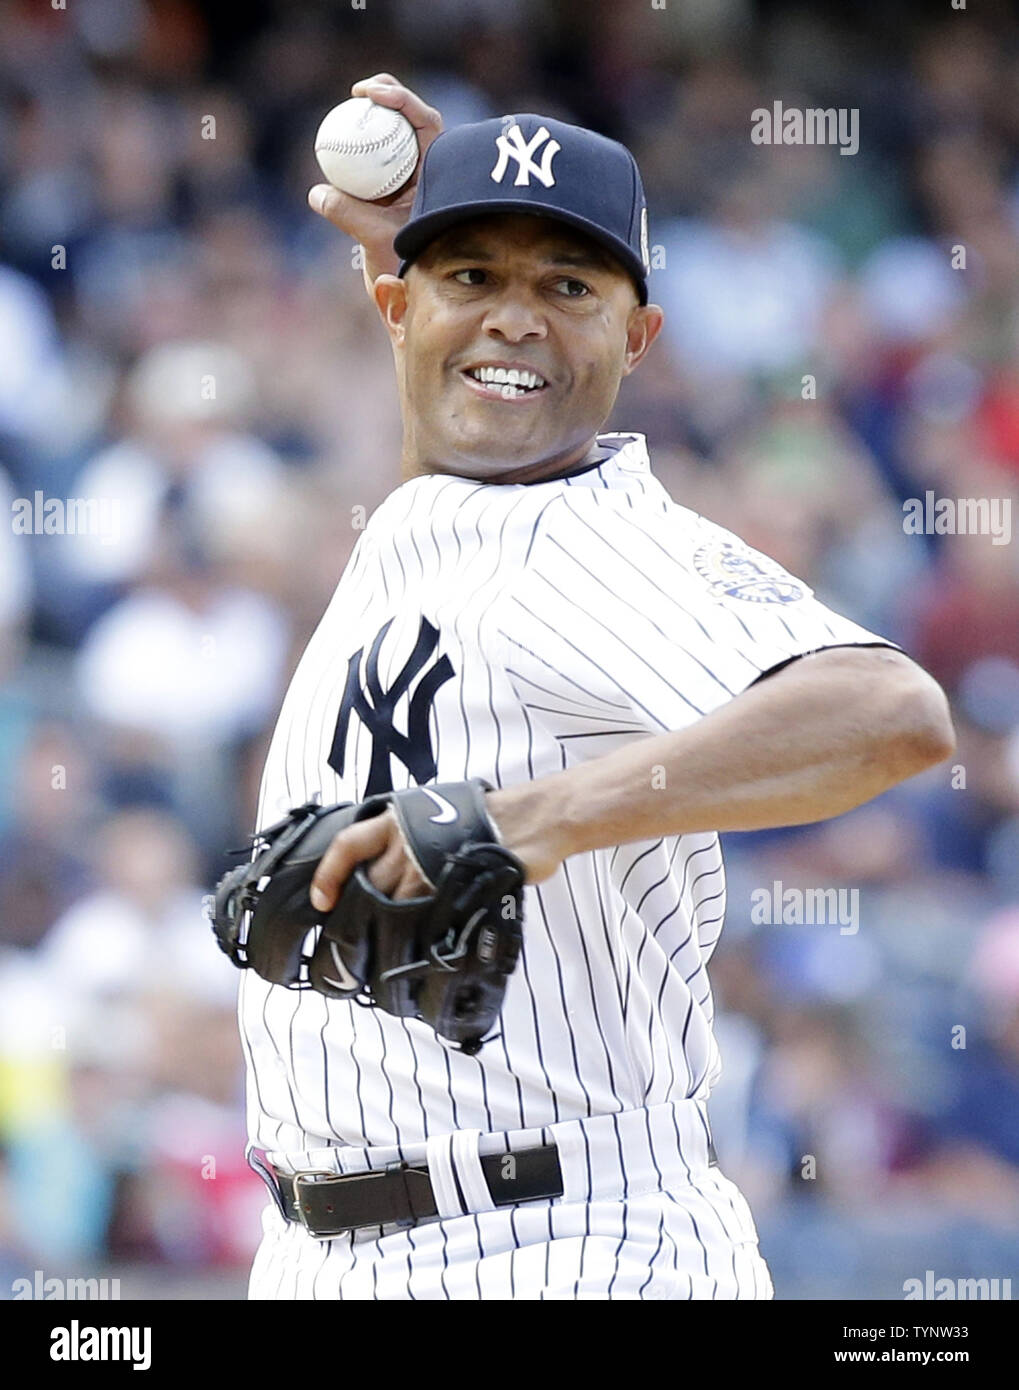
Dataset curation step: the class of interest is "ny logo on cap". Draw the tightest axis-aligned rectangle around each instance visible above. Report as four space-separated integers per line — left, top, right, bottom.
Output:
490 122 561 187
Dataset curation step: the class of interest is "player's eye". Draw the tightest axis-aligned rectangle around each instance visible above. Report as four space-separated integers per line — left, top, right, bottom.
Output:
452 268 488 286
553 278 591 298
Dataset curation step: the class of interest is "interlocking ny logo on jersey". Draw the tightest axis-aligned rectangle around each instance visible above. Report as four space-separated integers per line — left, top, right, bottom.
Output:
490 122 561 187
328 615 454 797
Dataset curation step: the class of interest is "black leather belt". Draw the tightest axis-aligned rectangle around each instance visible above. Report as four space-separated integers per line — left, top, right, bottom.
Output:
273 1147 562 1239
270 1136 718 1240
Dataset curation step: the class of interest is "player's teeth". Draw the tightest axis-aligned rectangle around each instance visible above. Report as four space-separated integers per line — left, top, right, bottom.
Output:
469 367 544 390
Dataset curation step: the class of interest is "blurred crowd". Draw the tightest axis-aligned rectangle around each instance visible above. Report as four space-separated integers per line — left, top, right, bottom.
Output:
1 0 1018 1296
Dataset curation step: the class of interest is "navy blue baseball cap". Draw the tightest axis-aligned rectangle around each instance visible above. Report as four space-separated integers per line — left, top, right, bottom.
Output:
393 113 651 305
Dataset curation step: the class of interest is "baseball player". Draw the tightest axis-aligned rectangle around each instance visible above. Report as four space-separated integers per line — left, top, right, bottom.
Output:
234 75 955 1300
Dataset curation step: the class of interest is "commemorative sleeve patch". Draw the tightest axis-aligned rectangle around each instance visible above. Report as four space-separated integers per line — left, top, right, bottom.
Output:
692 537 810 605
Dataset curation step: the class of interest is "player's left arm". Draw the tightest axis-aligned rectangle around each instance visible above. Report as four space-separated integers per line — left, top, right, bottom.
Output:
486 644 954 880
309 644 954 905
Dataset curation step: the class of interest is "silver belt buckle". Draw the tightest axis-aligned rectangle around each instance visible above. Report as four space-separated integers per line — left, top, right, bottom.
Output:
291 1169 387 1241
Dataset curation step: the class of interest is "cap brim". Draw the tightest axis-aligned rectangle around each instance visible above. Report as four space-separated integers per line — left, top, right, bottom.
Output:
393 199 648 305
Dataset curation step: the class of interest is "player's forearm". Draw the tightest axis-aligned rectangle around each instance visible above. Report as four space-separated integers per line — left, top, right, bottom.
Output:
486 647 955 876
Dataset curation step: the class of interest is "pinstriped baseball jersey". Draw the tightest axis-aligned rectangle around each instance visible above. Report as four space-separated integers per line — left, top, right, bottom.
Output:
239 431 891 1171
247 1101 773 1299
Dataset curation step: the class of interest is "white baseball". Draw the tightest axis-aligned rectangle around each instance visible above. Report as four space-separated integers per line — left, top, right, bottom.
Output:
314 97 419 201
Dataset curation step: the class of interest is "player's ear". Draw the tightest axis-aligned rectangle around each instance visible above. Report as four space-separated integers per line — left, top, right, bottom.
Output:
373 274 409 346
622 303 665 376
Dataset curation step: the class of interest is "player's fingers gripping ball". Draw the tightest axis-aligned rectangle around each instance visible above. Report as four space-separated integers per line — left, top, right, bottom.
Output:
314 96 419 201
206 779 525 1054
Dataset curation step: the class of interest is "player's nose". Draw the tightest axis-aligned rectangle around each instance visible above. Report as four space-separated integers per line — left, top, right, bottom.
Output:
480 288 548 342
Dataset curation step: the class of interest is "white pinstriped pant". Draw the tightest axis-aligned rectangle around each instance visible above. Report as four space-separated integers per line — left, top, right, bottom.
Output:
248 1101 774 1301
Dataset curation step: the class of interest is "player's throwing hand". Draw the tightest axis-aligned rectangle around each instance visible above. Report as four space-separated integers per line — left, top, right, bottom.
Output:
308 73 442 286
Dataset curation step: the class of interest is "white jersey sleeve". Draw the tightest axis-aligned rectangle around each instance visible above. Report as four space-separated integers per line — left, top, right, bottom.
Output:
491 488 897 746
